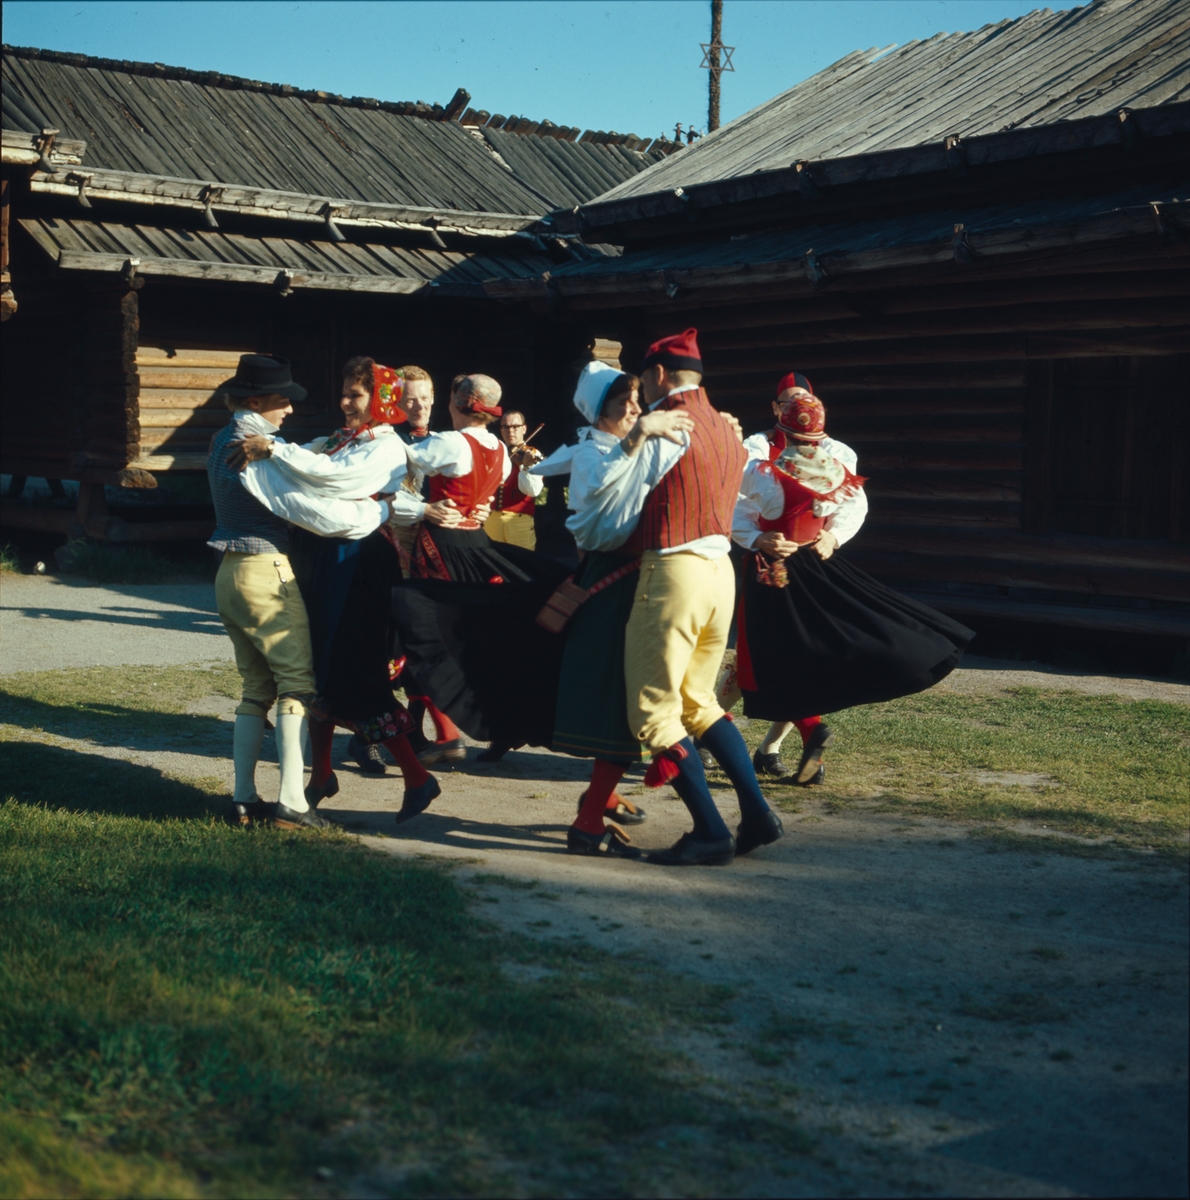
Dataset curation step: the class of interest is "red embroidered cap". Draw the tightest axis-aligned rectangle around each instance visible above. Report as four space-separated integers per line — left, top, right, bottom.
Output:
641 327 702 374
776 393 827 441
371 365 408 425
777 371 813 397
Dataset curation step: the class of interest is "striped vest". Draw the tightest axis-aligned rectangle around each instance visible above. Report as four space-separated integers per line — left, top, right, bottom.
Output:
623 388 747 553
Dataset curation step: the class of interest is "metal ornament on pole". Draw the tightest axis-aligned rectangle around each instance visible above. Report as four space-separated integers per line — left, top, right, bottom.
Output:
700 0 735 133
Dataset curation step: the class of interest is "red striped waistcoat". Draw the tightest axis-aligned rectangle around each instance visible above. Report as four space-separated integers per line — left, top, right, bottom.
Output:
622 388 747 553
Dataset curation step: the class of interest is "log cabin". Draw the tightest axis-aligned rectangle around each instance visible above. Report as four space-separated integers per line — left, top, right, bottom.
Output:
0 43 672 541
488 0 1190 658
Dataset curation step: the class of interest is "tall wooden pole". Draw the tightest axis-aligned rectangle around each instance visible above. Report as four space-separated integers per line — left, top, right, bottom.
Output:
708 0 723 132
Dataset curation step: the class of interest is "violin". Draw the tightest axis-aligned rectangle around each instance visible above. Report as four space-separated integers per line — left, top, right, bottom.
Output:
510 423 545 470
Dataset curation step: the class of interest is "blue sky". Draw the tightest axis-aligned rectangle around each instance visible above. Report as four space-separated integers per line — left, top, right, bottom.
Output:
5 1 1056 138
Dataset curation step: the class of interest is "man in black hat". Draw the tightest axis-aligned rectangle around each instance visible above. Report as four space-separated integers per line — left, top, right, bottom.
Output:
208 354 324 830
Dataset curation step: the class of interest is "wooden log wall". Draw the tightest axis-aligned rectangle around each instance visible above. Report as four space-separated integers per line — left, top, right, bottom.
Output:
0 270 140 481
625 265 1190 639
132 279 594 462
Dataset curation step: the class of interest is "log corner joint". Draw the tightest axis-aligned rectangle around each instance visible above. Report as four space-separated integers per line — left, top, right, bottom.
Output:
275 268 296 297
66 171 93 210
794 160 819 201
944 133 968 177
952 223 976 266
34 127 59 175
120 257 144 289
320 203 346 243
200 185 224 229
1117 108 1141 150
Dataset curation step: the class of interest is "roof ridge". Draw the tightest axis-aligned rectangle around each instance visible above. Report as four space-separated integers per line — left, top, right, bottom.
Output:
1 42 468 122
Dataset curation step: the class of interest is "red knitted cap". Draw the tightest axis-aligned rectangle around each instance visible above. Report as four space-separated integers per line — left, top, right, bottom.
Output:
777 371 813 397
641 327 702 374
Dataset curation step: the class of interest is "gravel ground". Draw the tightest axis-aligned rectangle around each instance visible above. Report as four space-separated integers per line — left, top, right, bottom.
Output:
3 576 1187 1196
0 575 231 675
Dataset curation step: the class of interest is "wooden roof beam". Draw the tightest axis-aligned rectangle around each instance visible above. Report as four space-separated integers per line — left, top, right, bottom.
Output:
27 167 544 234
489 202 1187 303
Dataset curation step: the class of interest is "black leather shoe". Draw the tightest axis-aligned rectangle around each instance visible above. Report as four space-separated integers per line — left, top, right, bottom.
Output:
394 776 441 825
228 795 272 826
576 790 647 826
797 764 826 787
752 748 787 777
647 832 736 867
696 741 716 770
794 724 835 784
566 825 642 858
417 738 466 766
735 809 785 856
348 734 387 776
475 741 512 763
305 771 340 809
273 804 334 830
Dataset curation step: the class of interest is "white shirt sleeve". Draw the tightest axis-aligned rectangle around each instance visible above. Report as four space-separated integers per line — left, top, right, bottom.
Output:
387 490 427 526
404 430 473 477
267 434 407 497
564 433 661 552
732 462 786 550
255 489 387 540
517 466 545 498
742 431 771 463
241 433 407 539
822 437 868 547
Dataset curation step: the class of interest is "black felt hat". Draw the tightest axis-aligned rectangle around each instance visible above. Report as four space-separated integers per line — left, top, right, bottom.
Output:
217 355 307 402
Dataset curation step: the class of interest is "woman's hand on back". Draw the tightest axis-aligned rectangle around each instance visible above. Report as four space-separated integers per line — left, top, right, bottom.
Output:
637 410 696 444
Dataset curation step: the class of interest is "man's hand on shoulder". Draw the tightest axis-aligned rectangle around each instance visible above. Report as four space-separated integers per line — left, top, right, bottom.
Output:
226 434 274 471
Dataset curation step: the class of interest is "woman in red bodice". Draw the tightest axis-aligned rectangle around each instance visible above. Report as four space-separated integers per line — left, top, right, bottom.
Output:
733 385 973 727
391 374 569 766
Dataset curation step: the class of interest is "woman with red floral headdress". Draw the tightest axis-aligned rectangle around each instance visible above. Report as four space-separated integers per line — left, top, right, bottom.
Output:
732 376 973 737
233 357 462 825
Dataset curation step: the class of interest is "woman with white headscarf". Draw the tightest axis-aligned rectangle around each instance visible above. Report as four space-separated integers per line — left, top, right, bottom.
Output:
539 362 695 858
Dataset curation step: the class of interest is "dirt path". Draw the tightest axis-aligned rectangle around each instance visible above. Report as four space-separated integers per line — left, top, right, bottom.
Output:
3 580 1187 1195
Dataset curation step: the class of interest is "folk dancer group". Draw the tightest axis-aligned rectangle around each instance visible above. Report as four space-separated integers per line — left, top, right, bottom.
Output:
207 329 971 864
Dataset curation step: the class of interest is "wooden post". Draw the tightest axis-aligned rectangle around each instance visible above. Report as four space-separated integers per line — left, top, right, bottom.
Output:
708 0 723 133
0 177 14 321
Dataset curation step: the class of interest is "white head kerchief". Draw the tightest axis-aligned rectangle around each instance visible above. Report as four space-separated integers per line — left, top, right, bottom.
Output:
572 361 622 424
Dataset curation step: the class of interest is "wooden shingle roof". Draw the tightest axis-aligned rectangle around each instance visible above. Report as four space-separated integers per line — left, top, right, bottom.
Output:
1 44 662 213
593 0 1190 205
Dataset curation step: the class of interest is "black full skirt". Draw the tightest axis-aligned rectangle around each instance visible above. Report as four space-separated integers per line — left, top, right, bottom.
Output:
393 527 571 746
290 527 404 729
740 551 974 721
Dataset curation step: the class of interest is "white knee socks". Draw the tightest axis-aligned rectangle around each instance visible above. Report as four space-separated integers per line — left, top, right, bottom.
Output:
232 714 265 804
276 712 309 811
759 721 794 755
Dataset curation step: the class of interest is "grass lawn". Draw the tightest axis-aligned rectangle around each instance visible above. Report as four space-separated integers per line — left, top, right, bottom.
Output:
1 663 1186 1196
0 665 788 1198
731 687 1190 860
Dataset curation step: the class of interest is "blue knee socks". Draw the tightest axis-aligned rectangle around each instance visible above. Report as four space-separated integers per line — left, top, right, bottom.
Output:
699 717 772 823
668 737 732 842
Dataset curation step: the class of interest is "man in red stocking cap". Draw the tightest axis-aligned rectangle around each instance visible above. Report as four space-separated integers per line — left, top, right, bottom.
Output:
620 329 785 866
